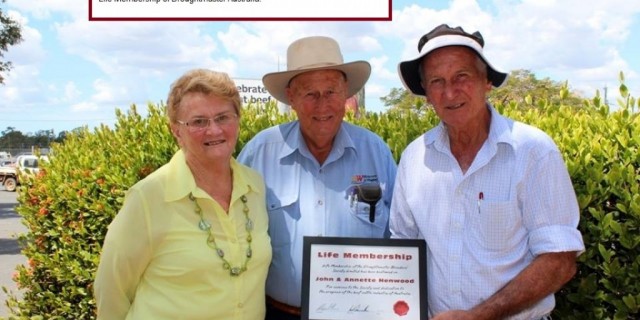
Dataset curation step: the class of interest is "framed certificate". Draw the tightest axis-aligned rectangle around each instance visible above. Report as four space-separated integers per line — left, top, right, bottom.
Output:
301 236 427 320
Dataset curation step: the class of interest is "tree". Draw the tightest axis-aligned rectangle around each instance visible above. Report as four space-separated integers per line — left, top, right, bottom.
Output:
380 87 426 113
489 69 584 109
1 127 64 149
1 0 23 84
2 125 15 135
0 128 26 149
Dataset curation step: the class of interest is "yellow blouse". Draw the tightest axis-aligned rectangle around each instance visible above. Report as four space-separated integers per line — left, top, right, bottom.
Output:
94 150 272 319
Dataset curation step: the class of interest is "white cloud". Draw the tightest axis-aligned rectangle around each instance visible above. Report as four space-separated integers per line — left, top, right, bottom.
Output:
6 0 84 20
5 11 46 64
357 36 382 52
32 3 229 115
369 55 396 81
216 23 279 78
378 0 640 103
91 79 120 103
70 101 99 113
64 82 81 101
55 19 219 77
485 0 640 102
365 83 389 99
0 11 47 109
215 21 386 79
0 65 48 107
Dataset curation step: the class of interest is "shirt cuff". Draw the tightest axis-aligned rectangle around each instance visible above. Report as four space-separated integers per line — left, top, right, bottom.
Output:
529 225 585 256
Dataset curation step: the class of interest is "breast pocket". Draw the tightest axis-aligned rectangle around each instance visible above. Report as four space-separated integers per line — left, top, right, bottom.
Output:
347 186 388 231
473 200 521 251
349 201 377 222
266 188 298 247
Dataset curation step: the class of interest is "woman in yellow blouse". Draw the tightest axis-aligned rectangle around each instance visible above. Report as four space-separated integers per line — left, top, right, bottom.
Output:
94 69 272 319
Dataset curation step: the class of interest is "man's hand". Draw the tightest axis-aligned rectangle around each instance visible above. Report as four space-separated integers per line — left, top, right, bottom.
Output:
431 252 577 320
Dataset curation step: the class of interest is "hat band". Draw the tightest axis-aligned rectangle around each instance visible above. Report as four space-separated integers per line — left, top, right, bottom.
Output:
291 61 343 71
419 34 484 56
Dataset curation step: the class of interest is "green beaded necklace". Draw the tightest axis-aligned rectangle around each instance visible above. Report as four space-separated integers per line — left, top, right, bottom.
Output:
188 192 253 276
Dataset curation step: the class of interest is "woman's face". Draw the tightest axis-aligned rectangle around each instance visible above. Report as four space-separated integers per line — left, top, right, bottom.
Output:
171 92 239 165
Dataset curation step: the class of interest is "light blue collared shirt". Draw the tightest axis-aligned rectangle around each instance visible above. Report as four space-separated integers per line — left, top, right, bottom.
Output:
238 120 397 307
390 105 585 319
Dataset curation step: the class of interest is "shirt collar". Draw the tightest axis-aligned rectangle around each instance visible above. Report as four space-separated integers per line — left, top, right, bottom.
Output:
279 121 357 160
425 103 515 150
164 149 260 202
486 104 516 148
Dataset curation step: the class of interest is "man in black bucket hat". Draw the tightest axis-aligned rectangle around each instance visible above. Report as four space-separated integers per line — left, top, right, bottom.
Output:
390 24 584 319
398 24 508 94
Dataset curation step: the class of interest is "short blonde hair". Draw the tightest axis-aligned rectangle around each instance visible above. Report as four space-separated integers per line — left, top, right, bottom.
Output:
166 69 241 123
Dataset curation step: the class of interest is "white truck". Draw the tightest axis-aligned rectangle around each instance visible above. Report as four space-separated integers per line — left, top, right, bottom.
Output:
0 154 47 192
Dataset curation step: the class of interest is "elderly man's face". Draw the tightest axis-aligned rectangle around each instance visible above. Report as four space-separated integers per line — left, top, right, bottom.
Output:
420 46 492 130
286 69 348 145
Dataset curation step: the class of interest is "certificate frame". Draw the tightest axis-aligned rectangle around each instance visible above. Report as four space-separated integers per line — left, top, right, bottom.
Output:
301 236 427 320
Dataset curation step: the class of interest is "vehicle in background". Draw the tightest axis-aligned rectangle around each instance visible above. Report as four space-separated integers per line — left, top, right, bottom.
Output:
0 151 11 159
1 159 16 166
0 154 48 192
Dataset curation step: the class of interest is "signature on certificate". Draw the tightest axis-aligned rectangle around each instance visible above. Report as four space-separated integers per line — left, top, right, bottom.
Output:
316 303 339 313
349 304 370 312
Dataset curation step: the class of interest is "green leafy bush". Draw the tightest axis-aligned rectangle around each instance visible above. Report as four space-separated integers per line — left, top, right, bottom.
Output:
4 105 177 319
495 81 640 319
3 83 640 319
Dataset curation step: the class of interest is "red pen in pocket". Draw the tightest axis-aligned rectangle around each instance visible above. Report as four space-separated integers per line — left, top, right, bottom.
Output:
477 192 484 214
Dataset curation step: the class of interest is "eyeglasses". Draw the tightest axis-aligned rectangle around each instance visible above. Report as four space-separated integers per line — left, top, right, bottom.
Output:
176 112 238 131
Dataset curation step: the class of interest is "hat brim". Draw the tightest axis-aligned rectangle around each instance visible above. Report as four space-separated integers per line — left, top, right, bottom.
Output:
262 61 371 104
398 35 507 96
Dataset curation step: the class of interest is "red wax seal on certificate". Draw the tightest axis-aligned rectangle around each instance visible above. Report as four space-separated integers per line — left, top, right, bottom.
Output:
393 300 409 316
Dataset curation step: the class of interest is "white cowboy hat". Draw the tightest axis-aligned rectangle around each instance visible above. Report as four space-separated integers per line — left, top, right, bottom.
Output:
262 36 371 104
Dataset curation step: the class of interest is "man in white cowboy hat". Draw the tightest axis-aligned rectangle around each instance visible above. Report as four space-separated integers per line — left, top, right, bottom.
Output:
390 24 584 320
238 36 397 320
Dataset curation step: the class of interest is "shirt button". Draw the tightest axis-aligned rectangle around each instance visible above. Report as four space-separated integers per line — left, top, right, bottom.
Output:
237 302 244 308
317 200 323 206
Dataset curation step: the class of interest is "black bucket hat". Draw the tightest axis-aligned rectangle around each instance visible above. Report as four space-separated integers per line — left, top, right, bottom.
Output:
398 24 508 96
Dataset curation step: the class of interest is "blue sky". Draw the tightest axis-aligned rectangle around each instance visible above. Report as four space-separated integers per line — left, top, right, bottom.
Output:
1 0 639 135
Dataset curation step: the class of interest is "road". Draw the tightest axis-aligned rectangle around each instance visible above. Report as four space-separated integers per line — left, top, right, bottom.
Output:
0 186 25 319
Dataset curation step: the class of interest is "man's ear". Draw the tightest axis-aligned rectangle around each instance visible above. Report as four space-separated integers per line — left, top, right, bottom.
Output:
285 87 298 112
425 96 432 106
421 82 432 105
